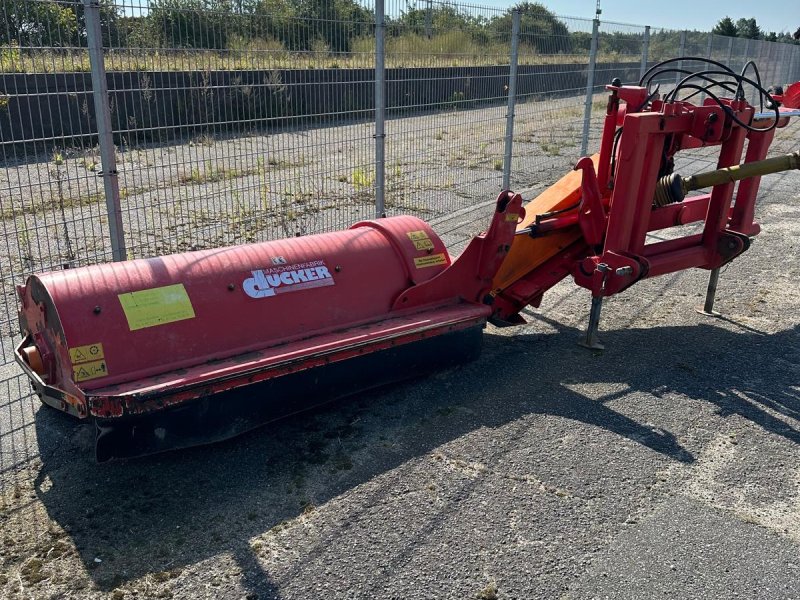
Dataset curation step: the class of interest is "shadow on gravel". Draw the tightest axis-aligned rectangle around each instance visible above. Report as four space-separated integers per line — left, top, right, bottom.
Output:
31 320 797 596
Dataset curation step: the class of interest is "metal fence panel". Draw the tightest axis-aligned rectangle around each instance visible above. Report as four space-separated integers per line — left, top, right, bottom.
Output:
381 0 509 218
509 13 597 190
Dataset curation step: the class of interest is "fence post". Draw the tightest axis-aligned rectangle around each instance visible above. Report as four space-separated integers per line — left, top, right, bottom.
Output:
639 25 650 81
779 43 790 86
425 0 432 39
502 10 520 191
700 32 714 104
675 30 686 86
581 16 600 156
85 0 126 261
726 36 734 66
374 0 386 218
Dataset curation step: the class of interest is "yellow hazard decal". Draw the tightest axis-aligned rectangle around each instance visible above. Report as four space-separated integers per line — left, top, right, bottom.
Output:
118 283 196 331
414 253 447 268
69 342 104 365
407 230 435 251
73 359 108 383
505 212 519 222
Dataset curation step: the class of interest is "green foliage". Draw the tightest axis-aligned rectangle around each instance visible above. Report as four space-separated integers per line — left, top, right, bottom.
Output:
393 3 488 39
735 18 761 40
0 0 77 47
0 0 119 47
712 16 737 37
488 2 574 53
291 0 373 52
149 0 233 49
146 0 371 52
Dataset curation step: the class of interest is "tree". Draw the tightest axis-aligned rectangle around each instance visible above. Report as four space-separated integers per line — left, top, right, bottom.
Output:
149 0 234 49
395 3 475 32
712 16 737 37
489 2 572 53
735 17 761 40
289 0 373 52
0 0 78 46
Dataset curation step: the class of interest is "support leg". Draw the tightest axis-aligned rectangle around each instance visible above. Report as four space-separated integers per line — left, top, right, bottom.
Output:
579 295 605 350
696 268 721 317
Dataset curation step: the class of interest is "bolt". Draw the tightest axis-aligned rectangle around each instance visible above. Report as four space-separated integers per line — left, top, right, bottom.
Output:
93 306 101 314
227 283 235 291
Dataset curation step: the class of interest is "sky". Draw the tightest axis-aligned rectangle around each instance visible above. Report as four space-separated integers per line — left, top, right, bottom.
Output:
474 0 796 34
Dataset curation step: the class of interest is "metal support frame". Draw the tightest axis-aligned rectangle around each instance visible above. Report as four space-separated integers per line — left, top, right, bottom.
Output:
374 0 386 218
502 10 521 191
696 268 721 317
85 0 126 261
581 17 600 156
639 26 650 82
579 264 609 350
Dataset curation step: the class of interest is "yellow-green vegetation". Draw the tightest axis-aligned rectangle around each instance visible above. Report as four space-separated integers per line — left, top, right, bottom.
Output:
0 43 651 73
351 167 374 190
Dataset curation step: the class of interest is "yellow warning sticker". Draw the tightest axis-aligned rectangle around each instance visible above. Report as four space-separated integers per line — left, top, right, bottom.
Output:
118 283 196 331
505 212 520 223
69 343 104 365
414 253 448 268
407 230 435 251
73 359 108 383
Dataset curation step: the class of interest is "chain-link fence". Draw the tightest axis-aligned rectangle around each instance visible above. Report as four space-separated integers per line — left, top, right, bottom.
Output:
2 0 800 477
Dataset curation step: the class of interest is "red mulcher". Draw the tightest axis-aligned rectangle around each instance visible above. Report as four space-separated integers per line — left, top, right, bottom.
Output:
14 60 800 461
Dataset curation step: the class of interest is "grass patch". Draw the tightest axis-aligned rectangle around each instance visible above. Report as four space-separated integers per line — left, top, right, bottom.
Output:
1 40 642 73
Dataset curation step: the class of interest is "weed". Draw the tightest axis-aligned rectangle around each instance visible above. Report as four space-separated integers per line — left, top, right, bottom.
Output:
49 151 76 267
493 159 503 171
18 227 34 270
351 167 374 190
539 140 562 156
21 557 46 585
330 452 354 472
476 580 498 600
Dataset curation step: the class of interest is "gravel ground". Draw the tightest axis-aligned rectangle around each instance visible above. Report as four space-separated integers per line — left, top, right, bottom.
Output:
0 116 798 599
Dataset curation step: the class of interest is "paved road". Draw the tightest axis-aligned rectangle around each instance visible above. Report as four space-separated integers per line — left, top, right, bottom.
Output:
0 122 798 599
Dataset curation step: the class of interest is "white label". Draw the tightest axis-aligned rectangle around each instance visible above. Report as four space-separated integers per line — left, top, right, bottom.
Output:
243 260 335 299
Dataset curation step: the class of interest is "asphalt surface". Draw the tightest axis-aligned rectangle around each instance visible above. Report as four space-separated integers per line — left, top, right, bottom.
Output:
0 120 798 599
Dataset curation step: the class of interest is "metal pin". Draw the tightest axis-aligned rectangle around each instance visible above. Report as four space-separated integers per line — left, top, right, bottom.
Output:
696 267 721 317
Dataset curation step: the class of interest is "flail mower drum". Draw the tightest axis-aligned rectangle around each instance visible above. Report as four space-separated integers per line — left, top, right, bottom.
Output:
14 60 800 461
